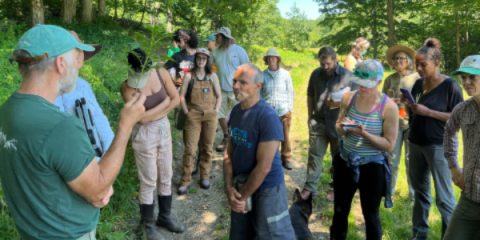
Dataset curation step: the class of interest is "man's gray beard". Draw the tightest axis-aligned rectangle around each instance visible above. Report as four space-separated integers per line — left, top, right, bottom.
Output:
57 64 78 95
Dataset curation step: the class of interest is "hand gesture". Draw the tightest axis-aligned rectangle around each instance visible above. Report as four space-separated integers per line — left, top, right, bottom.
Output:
345 122 365 136
226 187 246 214
451 167 465 190
119 93 146 129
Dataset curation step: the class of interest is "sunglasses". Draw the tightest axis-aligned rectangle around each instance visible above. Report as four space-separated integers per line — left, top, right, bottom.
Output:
353 68 383 80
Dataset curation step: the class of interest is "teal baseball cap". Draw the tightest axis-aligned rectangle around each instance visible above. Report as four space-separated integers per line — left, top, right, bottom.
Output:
202 34 216 42
12 24 95 63
451 55 480 76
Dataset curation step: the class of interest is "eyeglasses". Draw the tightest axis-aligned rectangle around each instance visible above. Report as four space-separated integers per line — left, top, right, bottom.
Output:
392 57 407 62
352 68 383 80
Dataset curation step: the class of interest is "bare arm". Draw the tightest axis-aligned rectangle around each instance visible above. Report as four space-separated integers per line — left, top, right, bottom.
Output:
67 93 146 205
211 73 222 112
223 136 246 213
238 141 279 201
179 72 192 114
335 91 355 136
409 103 451 122
344 55 355 71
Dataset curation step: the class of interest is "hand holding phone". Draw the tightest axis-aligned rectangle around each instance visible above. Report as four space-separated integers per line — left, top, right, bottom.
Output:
400 88 415 104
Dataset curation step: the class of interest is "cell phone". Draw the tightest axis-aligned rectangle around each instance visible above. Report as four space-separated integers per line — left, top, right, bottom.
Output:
400 88 415 104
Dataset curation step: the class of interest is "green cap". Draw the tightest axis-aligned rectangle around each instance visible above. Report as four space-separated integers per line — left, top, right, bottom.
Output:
13 24 95 63
451 55 480 76
202 34 216 42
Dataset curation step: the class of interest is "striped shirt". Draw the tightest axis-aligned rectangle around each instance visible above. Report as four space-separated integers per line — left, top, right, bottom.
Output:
342 92 387 158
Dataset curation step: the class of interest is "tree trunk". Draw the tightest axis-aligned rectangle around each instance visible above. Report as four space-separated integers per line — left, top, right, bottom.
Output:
31 0 44 26
139 0 147 25
61 0 76 24
81 0 92 22
455 9 461 67
386 0 397 47
98 0 106 17
167 7 172 32
114 0 118 19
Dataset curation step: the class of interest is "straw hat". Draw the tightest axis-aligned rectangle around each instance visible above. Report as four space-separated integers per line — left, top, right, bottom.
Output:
385 45 416 68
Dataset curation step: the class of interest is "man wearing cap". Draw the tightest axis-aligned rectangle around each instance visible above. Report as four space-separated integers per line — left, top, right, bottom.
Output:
211 26 250 152
260 48 295 170
55 31 114 159
382 45 420 198
0 24 146 239
301 46 357 201
444 55 480 240
203 34 217 73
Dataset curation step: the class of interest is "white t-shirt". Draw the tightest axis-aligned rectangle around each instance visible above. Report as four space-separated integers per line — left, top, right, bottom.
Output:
211 44 249 92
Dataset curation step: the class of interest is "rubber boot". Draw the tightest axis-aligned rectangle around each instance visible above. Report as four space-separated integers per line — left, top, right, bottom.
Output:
139 204 164 240
156 195 185 233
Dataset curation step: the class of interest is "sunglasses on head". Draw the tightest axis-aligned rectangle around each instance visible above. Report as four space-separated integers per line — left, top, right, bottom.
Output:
352 68 383 80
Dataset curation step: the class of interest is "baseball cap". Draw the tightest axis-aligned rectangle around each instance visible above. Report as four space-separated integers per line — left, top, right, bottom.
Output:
213 27 234 39
451 55 480 76
195 48 210 57
12 24 94 63
202 34 216 42
349 59 384 88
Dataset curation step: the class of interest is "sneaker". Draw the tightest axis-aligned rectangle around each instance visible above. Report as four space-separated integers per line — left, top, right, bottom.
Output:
282 161 293 170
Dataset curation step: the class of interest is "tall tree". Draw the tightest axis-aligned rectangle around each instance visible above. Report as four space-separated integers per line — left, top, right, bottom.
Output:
387 0 397 47
455 9 460 67
285 2 309 48
61 0 76 23
81 0 92 22
167 7 172 32
31 0 44 26
98 0 106 16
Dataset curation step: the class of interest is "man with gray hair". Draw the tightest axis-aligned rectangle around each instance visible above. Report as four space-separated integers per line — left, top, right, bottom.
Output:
223 63 295 239
0 24 146 239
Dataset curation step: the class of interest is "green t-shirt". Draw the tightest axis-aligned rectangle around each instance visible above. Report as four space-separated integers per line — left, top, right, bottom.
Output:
0 92 99 240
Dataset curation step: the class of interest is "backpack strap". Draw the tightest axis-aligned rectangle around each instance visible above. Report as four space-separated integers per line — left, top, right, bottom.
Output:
186 72 196 104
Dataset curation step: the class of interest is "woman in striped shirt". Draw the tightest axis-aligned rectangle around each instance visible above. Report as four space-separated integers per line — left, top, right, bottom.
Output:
330 59 399 240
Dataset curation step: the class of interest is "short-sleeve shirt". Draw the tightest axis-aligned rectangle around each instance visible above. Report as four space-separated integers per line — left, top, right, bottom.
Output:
0 92 98 240
227 99 284 189
408 78 464 146
211 44 250 92
307 64 357 138
164 50 195 81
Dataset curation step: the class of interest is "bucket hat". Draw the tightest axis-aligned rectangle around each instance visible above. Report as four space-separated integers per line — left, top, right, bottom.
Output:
263 48 281 62
213 27 234 39
451 55 480 76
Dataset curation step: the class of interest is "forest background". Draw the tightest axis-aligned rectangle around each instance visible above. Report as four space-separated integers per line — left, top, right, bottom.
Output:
0 0 480 239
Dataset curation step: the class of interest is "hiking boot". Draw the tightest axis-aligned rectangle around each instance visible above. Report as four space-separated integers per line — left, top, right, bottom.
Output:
216 138 227 152
200 179 210 189
156 195 185 233
177 185 190 195
139 204 164 240
282 161 293 170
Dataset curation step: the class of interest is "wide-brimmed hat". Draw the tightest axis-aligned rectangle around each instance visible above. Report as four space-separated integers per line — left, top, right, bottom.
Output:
202 34 215 42
69 31 102 61
11 24 95 63
385 45 416 68
195 48 210 57
263 48 281 62
213 27 234 39
451 55 480 75
349 59 384 88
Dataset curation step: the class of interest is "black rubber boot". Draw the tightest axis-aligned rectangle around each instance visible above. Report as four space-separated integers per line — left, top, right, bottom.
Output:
156 195 185 233
139 204 164 240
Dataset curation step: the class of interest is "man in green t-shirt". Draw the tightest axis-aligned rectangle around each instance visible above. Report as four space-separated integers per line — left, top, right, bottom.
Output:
0 25 146 240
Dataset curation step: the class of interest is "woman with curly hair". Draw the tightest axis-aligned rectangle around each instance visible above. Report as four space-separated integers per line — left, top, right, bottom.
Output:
344 37 370 71
121 48 184 239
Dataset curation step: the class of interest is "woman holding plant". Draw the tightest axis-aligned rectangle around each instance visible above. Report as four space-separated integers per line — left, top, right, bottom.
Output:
121 48 184 239
178 48 222 195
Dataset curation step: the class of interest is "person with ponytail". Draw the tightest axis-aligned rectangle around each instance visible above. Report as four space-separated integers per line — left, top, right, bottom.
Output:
404 38 463 240
344 37 370 71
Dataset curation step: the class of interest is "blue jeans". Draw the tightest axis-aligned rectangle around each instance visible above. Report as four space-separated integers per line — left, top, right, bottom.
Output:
229 181 295 240
409 142 456 239
388 127 414 197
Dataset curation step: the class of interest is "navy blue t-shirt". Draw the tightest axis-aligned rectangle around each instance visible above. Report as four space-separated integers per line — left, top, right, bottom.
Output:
228 99 284 189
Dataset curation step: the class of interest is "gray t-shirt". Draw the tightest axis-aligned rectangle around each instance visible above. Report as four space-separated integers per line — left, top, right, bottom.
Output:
307 64 356 138
211 44 249 92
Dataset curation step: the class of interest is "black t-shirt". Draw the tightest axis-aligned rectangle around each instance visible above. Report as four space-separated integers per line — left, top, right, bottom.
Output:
408 78 463 146
164 51 195 81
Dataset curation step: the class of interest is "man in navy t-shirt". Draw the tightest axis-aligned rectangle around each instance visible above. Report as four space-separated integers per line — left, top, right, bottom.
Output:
223 63 295 239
